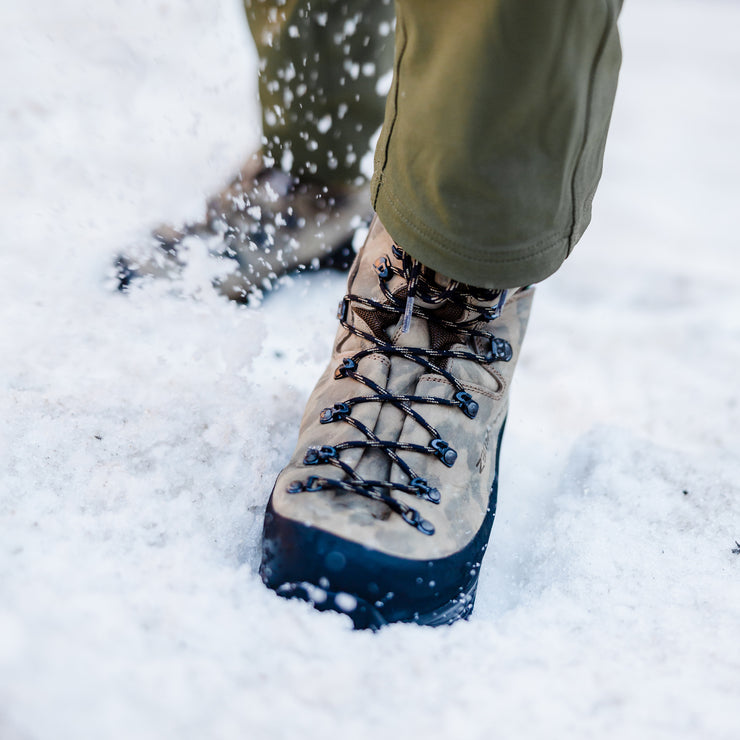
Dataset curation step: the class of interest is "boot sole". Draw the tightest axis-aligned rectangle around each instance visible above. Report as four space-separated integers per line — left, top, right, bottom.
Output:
273 575 478 631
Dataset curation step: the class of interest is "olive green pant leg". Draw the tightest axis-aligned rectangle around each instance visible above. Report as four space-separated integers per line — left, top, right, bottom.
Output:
244 0 395 187
371 0 623 289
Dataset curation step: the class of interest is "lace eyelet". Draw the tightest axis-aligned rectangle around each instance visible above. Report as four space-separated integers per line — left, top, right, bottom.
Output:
287 477 324 494
334 357 357 379
411 477 441 504
401 507 435 535
484 336 512 363
304 476 324 492
478 290 508 322
430 438 457 467
455 391 479 419
374 256 391 280
320 402 350 423
304 446 337 465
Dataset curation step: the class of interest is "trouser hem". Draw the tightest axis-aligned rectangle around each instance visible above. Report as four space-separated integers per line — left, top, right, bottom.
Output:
374 179 588 289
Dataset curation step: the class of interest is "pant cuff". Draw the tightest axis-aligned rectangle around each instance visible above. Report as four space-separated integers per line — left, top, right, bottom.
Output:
373 179 587 289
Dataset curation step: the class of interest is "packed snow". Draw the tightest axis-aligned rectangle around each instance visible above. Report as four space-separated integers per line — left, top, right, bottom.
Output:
1 1 739 738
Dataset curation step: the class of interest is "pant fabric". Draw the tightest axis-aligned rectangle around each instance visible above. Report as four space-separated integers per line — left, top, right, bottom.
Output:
244 0 623 289
244 0 395 185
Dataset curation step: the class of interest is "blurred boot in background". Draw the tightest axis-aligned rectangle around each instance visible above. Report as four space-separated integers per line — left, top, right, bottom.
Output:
116 0 395 301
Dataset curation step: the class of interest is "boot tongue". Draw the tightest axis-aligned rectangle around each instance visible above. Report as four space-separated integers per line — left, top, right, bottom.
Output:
352 305 397 341
385 284 465 351
427 303 467 351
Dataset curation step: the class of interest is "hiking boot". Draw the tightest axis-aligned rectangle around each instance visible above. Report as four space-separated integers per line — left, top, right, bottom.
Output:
115 154 371 301
259 216 535 629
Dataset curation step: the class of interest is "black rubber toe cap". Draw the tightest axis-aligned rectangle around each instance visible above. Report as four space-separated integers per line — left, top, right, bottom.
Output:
259 483 497 628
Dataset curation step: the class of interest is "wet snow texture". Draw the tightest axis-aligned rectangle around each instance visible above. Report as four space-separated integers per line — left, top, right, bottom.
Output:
1 1 739 738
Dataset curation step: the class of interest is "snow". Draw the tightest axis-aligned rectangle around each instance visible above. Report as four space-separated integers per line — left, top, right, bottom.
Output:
1 1 739 738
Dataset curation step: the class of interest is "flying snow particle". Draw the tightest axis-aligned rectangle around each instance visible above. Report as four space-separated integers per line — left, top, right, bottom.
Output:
343 60 360 80
376 69 393 96
281 148 294 173
317 114 332 134
335 592 358 613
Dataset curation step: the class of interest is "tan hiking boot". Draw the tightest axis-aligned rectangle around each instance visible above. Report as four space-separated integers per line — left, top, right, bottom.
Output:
259 216 535 628
115 154 371 301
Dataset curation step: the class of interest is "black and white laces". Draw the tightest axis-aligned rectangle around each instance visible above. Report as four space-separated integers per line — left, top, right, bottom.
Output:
287 245 512 535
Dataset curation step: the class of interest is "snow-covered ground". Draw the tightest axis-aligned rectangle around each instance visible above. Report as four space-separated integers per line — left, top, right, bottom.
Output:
1 1 739 738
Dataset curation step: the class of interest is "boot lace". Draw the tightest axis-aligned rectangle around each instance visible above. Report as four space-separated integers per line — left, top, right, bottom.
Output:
287 245 512 535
